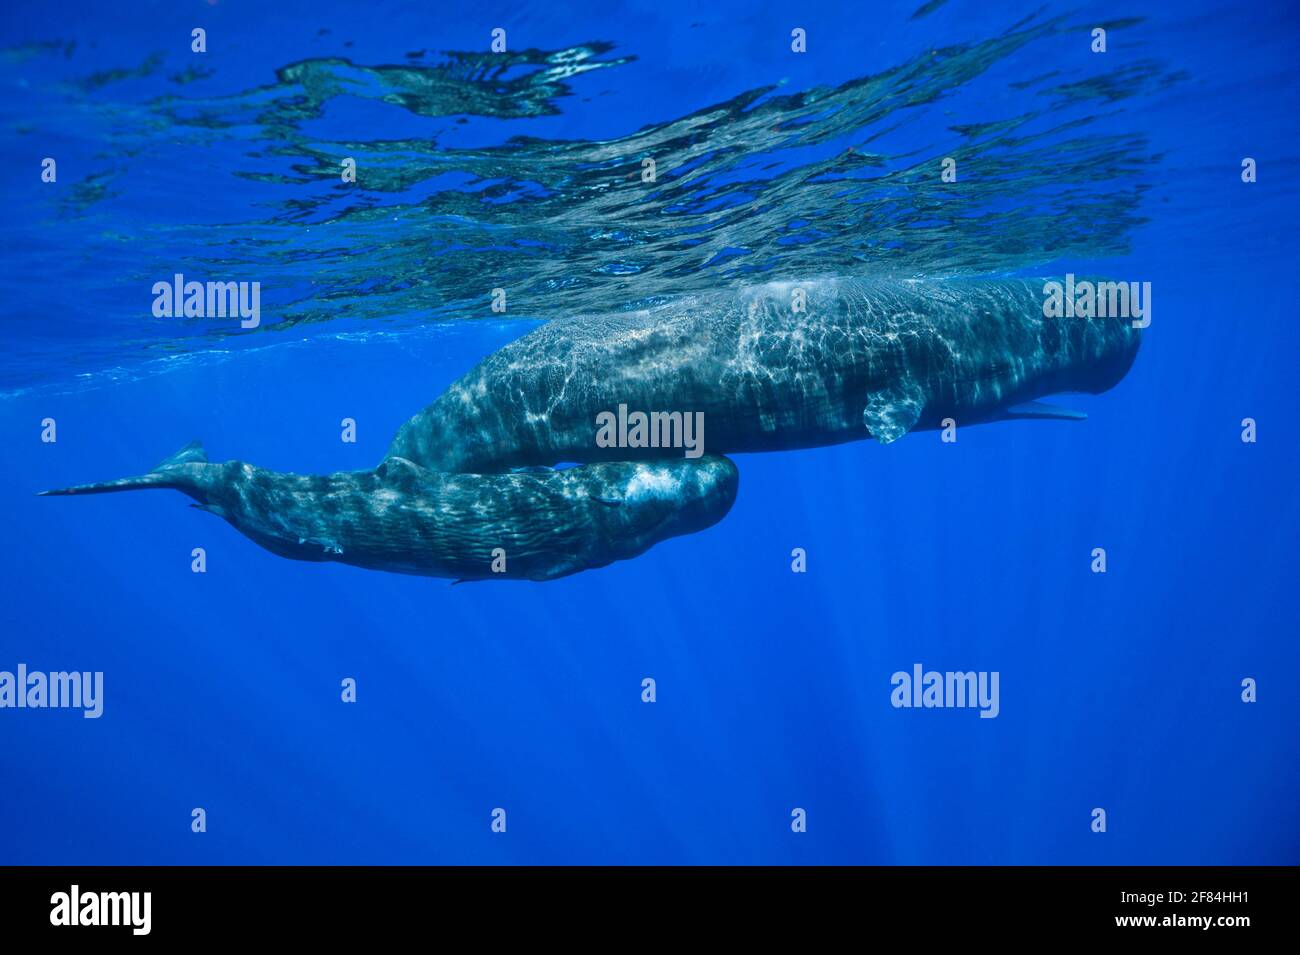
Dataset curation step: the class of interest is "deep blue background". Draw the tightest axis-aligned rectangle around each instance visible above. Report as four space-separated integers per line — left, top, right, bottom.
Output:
0 0 1296 863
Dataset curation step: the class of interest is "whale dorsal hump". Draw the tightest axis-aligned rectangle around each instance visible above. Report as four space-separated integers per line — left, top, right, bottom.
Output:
155 440 207 470
863 382 925 445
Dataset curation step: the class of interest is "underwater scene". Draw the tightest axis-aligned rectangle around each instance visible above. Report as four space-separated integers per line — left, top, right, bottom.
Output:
0 0 1297 865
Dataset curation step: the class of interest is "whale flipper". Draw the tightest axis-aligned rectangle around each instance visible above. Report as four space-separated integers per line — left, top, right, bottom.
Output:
863 383 926 445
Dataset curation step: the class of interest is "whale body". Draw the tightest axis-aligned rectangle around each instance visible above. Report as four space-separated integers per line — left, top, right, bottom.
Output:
388 277 1141 473
40 443 738 581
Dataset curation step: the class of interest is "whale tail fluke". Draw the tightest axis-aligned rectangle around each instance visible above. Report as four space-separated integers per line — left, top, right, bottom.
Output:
154 439 208 468
38 440 209 497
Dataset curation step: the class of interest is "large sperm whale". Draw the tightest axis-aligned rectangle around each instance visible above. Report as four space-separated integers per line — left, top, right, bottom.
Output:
388 277 1141 472
40 444 738 581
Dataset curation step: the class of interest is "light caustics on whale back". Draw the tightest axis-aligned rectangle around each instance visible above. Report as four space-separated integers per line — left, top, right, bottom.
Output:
388 278 1141 473
40 278 1139 581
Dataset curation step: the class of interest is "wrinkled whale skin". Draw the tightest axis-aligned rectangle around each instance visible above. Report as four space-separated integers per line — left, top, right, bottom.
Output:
40 446 739 582
388 278 1141 472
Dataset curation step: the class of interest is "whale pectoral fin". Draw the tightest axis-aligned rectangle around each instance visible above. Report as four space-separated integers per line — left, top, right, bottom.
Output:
863 383 926 445
1004 400 1087 421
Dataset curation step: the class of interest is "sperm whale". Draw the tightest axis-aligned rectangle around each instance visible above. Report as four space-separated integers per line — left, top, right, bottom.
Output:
39 443 738 581
387 277 1141 472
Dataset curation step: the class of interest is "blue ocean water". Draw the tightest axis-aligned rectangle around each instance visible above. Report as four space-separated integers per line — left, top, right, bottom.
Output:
0 0 1296 864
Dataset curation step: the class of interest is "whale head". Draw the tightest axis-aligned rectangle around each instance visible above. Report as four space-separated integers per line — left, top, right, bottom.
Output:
1041 309 1142 396
559 455 740 578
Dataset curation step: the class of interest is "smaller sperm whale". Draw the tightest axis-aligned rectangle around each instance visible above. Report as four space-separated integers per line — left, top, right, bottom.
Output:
39 443 738 581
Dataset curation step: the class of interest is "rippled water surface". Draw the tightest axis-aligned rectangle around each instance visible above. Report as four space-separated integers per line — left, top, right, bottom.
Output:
7 1 1287 392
